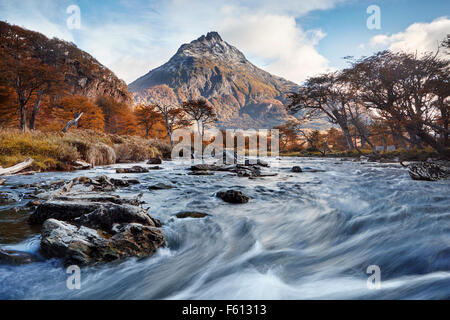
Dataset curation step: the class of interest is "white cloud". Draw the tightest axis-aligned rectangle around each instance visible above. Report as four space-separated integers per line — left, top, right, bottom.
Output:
219 14 330 83
368 16 450 55
0 0 342 84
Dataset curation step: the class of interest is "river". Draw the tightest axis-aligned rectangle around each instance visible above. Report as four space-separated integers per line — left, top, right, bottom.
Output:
0 157 449 299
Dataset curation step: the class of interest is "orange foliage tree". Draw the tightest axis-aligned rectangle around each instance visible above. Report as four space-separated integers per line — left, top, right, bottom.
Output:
96 96 137 135
134 104 164 139
52 96 104 132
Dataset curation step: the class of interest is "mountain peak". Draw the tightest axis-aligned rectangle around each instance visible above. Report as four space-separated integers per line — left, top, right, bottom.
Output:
129 32 300 129
198 31 222 42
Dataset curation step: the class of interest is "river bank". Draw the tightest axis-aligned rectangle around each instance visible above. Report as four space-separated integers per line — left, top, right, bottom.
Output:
0 129 171 172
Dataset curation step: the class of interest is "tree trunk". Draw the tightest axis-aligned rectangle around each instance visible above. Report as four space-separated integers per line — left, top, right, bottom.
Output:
341 124 354 150
19 100 28 132
29 91 42 131
62 112 83 133
416 129 449 157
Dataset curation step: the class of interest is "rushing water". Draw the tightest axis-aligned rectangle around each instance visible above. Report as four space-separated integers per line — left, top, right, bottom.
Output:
0 158 449 299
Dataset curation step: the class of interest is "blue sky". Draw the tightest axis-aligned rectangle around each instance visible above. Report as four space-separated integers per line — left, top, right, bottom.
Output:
0 0 448 84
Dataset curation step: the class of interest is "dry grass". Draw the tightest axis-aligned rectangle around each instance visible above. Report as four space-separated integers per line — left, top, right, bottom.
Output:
0 129 165 171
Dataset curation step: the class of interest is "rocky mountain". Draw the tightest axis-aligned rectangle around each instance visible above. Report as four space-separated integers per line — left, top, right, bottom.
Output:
129 32 299 129
0 21 130 104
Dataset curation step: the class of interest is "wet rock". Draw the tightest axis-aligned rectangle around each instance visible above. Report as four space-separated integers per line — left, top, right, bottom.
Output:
292 166 302 173
175 212 209 219
40 219 164 266
244 159 269 167
216 190 249 204
0 249 40 265
148 166 162 170
188 171 214 176
147 158 162 165
72 160 92 170
110 178 140 187
26 200 42 208
148 183 174 190
190 164 222 171
28 201 102 225
408 161 450 181
0 192 19 205
74 204 157 232
54 194 141 206
116 166 149 174
0 179 5 186
359 155 369 162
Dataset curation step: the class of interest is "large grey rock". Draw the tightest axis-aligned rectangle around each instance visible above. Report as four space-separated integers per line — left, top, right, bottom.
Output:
216 190 249 204
74 204 157 232
40 219 164 266
116 166 149 174
28 201 100 224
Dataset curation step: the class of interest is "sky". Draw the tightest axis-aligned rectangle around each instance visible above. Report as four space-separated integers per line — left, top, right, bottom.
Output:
0 0 449 85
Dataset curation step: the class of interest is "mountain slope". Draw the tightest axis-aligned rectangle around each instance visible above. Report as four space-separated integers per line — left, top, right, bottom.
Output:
0 21 130 104
129 32 299 129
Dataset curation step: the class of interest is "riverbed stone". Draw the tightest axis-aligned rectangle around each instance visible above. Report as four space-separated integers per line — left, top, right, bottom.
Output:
148 183 174 190
74 204 157 232
175 212 209 219
0 249 40 265
147 158 162 165
216 190 249 204
28 201 100 224
116 166 149 174
292 166 302 173
40 217 164 266
0 192 19 205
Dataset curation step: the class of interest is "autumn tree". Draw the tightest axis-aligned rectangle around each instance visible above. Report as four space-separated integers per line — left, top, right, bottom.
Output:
287 72 355 150
0 83 17 128
182 99 217 142
347 50 450 156
0 23 65 131
96 96 137 135
53 96 104 132
134 104 164 139
154 104 191 147
274 120 305 151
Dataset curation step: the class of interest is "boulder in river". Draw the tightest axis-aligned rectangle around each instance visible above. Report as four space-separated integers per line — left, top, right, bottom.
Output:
147 158 162 165
40 219 164 266
0 249 40 265
190 164 222 171
244 159 269 167
148 183 174 190
116 166 149 174
29 201 101 225
0 192 19 205
216 190 249 204
175 212 209 219
292 166 302 173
